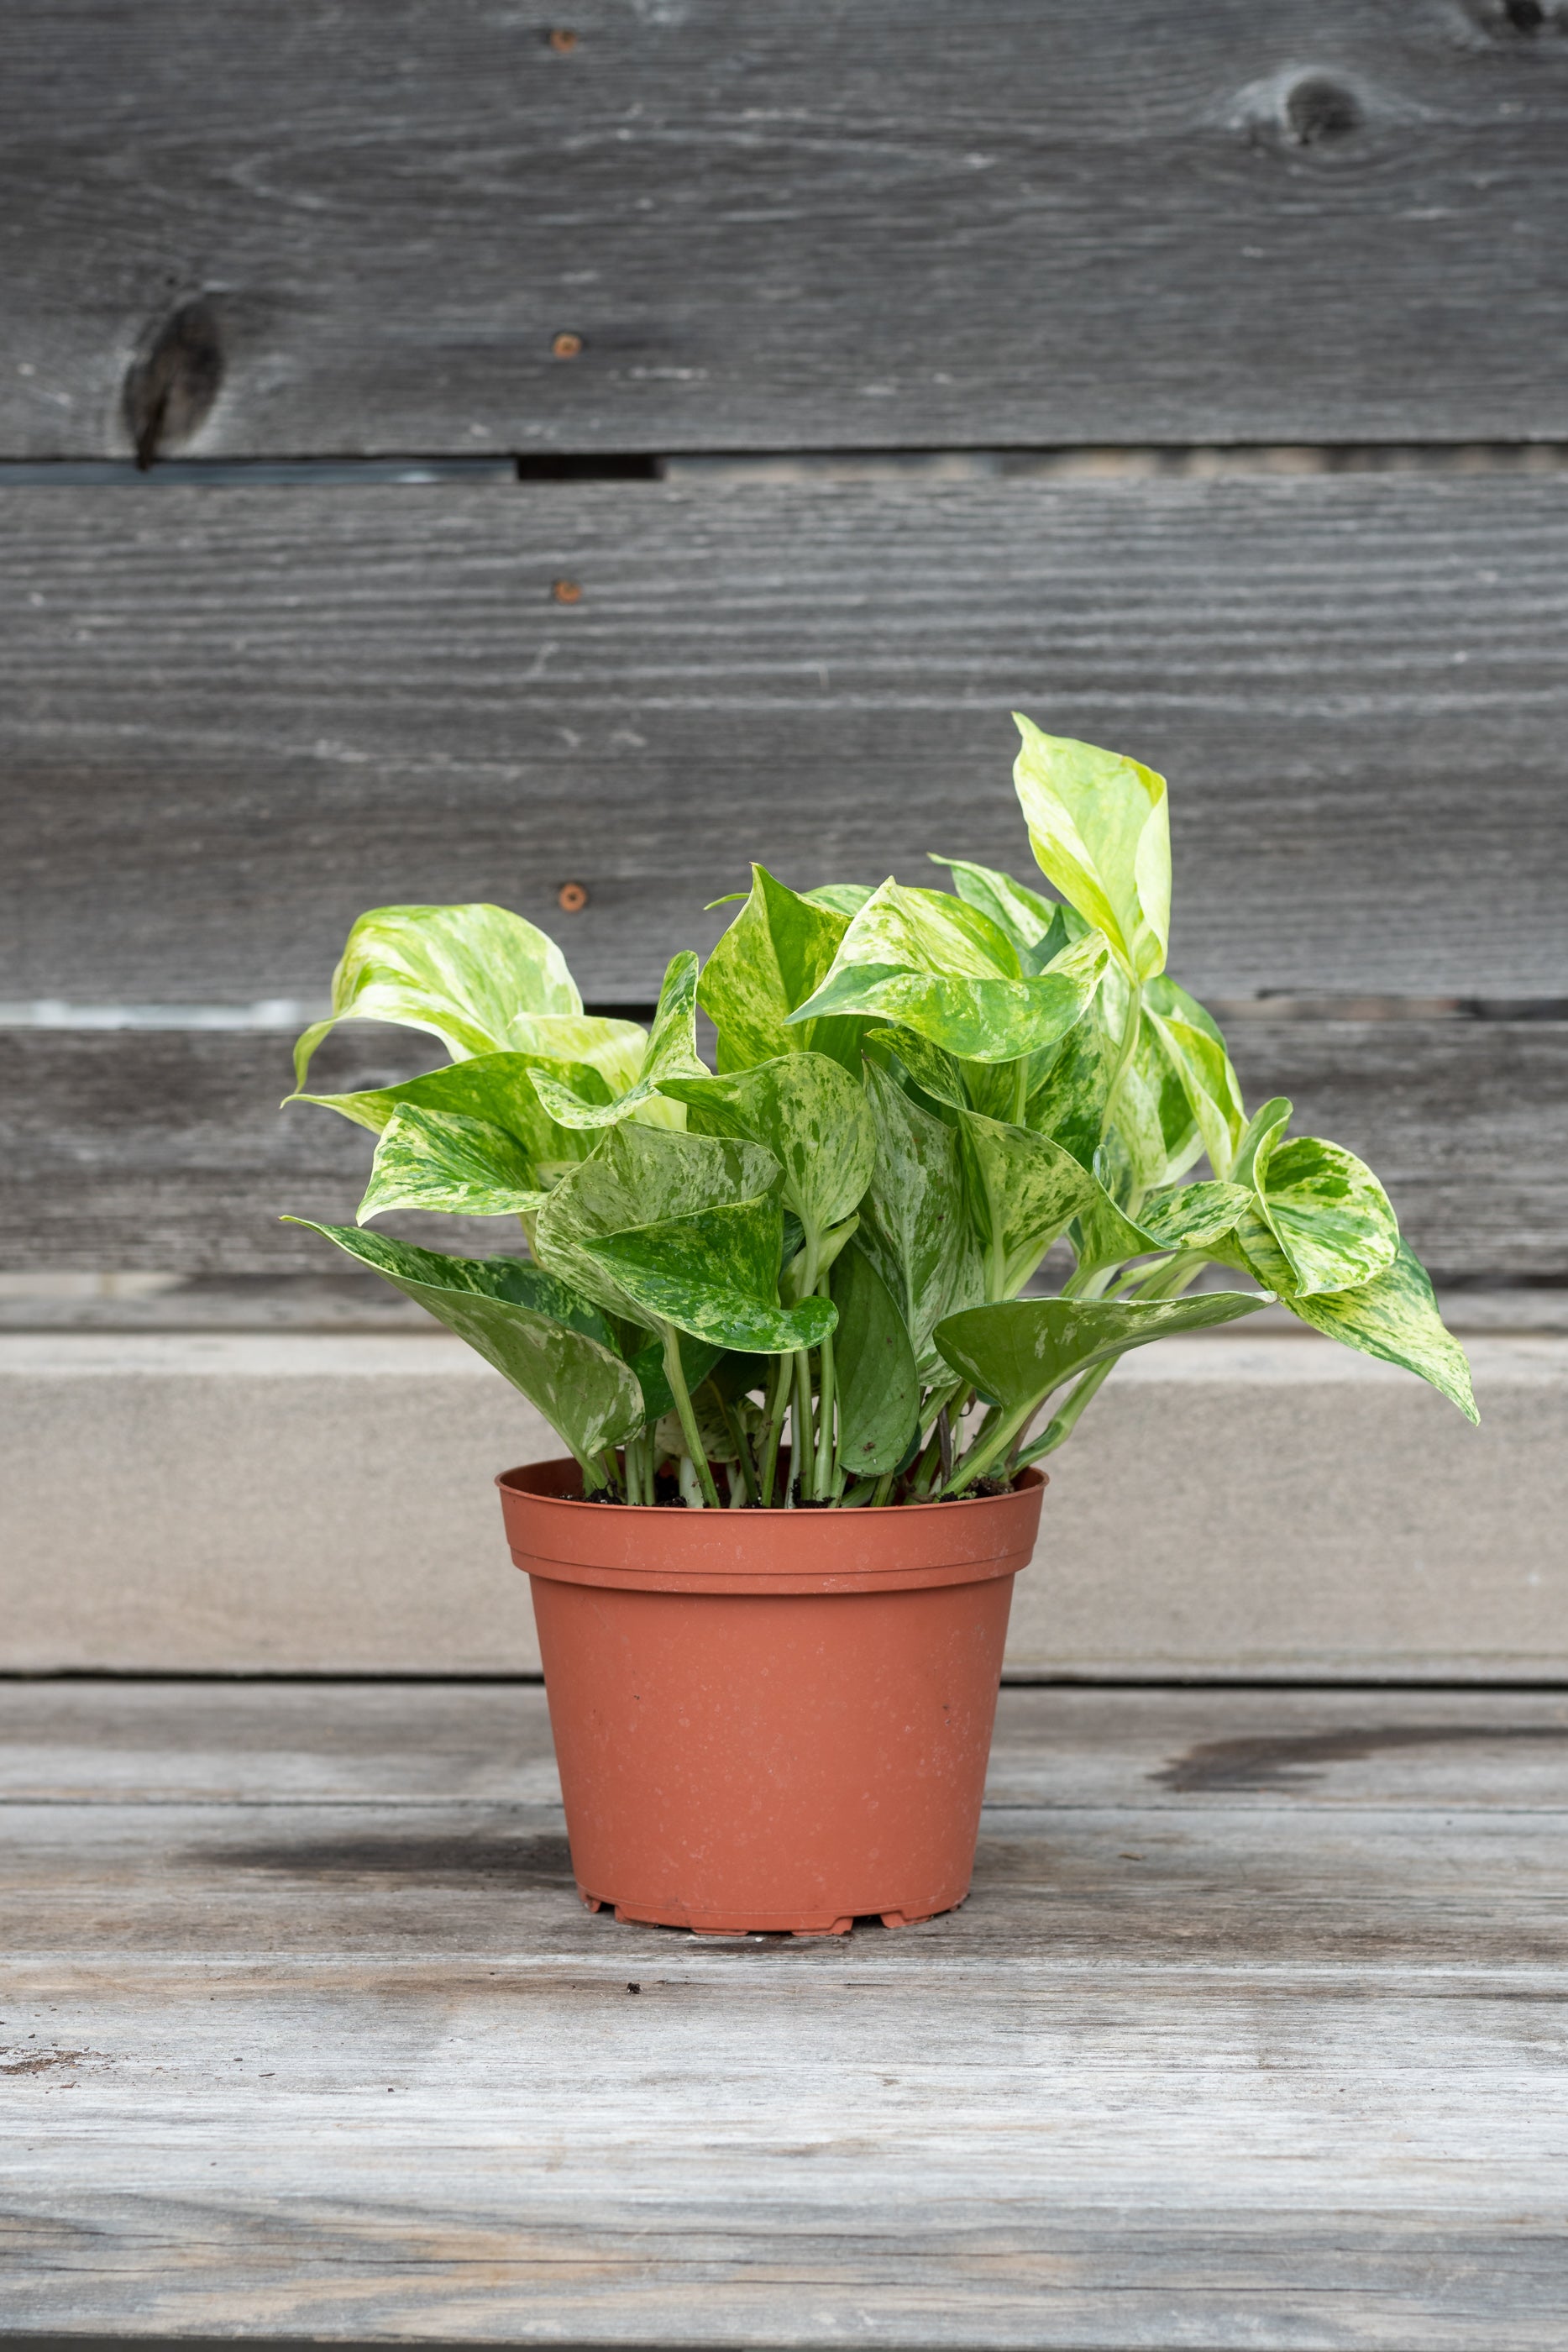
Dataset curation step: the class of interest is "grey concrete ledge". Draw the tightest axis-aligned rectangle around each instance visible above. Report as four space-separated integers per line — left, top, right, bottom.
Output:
2 1331 1563 1680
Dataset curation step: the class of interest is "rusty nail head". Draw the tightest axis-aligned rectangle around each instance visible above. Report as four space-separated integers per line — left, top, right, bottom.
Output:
553 578 583 604
558 881 590 913
548 27 577 50
552 330 584 360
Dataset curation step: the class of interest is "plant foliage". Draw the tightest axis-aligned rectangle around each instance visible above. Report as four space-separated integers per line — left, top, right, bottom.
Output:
283 716 1476 1506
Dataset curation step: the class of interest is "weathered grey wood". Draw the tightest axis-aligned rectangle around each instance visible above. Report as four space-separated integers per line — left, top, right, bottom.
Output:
3 1016 1562 1277
4 475 1566 1001
3 1686 1568 2344
4 3 1568 457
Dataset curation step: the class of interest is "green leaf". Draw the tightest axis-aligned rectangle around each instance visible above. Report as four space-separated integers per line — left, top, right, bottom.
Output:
1286 1240 1477 1423
787 877 1109 1063
356 1105 548 1223
935 1289 1271 1422
533 1123 783 1326
857 1059 985 1381
698 865 865 1074
281 1221 644 1469
291 903 585 1086
931 857 1081 974
1022 1012 1114 1169
287 1047 624 1178
1231 1097 1293 1191
1144 978 1246 1180
957 1108 1099 1299
529 952 705 1132
585 1200 837 1355
831 1241 921 1476
800 883 875 917
657 1051 875 1255
1136 1180 1255 1253
1012 717 1171 980
1253 1134 1401 1298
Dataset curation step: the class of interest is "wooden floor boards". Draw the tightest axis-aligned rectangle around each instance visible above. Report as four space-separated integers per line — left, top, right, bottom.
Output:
3 1682 1566 2346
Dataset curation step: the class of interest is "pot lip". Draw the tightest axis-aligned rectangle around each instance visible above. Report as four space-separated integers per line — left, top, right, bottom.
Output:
496 1459 1046 1514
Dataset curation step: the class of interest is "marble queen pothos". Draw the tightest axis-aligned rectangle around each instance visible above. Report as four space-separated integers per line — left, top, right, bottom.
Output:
282 716 1476 1509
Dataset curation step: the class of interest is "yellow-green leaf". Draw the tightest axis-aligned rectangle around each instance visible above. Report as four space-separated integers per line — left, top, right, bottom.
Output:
1012 717 1171 980
1287 1240 1477 1423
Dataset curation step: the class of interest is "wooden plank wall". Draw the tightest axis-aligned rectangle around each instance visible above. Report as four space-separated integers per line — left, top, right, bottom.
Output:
1 0 1564 1289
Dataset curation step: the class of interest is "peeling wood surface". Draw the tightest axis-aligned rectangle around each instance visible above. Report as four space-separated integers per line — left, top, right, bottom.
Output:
4 1016 1564 1278
4 3 1568 456
3 1683 1568 2345
5 476 1566 1004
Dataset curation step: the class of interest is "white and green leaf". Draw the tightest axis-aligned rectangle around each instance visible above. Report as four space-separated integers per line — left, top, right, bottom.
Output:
1012 717 1171 981
291 902 585 1086
856 1058 986 1382
1286 1240 1477 1423
529 952 705 1132
788 877 1109 1064
356 1105 548 1223
699 865 866 1074
658 1050 876 1257
831 1241 921 1477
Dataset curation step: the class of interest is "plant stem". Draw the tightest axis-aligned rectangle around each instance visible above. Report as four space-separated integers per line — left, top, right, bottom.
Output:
813 1309 836 1500
716 1391 760 1504
791 1350 815 1500
660 1323 721 1509
871 1470 895 1508
1010 1056 1029 1126
759 1356 790 1506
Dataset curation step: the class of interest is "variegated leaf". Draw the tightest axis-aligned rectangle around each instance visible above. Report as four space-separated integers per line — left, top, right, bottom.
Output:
698 865 865 1074
857 1058 985 1382
1012 717 1172 981
1286 1240 1477 1423
660 1051 874 1266
529 952 705 1132
291 902 584 1086
356 1105 547 1224
788 877 1109 1063
956 1107 1099 1299
831 1241 920 1476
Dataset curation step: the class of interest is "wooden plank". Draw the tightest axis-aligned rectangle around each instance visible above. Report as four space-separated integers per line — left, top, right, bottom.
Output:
3 1017 1563 1277
4 475 1566 1001
4 3 1568 456
3 1686 1568 2344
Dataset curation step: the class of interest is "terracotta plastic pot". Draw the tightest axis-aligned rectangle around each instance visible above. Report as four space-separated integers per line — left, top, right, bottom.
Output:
496 1460 1045 1936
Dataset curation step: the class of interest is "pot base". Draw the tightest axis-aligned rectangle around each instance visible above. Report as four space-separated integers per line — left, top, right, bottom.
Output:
580 1887 959 1936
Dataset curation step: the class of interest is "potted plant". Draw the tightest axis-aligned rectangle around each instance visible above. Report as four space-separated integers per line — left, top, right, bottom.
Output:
283 717 1476 1935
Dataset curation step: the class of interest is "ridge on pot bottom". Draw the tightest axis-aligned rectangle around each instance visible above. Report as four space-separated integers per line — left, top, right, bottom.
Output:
496 1461 1045 1935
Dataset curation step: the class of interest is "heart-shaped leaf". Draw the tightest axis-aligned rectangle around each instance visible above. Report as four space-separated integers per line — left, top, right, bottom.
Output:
1144 978 1246 1181
356 1105 548 1223
1215 1111 1400 1300
281 1221 644 1471
856 1059 985 1381
534 1123 827 1353
585 1199 837 1355
1283 1239 1476 1422
787 878 1109 1063
957 1107 1100 1299
800 883 875 917
699 865 865 1074
935 1289 1271 1439
286 1046 623 1183
930 856 1082 975
291 902 585 1086
1135 1180 1255 1254
529 952 705 1132
1012 717 1171 981
658 1051 875 1257
831 1241 920 1476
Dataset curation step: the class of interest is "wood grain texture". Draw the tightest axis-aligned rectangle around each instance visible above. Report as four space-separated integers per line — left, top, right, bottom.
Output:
3 1016 1562 1278
3 1683 1568 2344
5 475 1567 1001
4 2 1568 456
